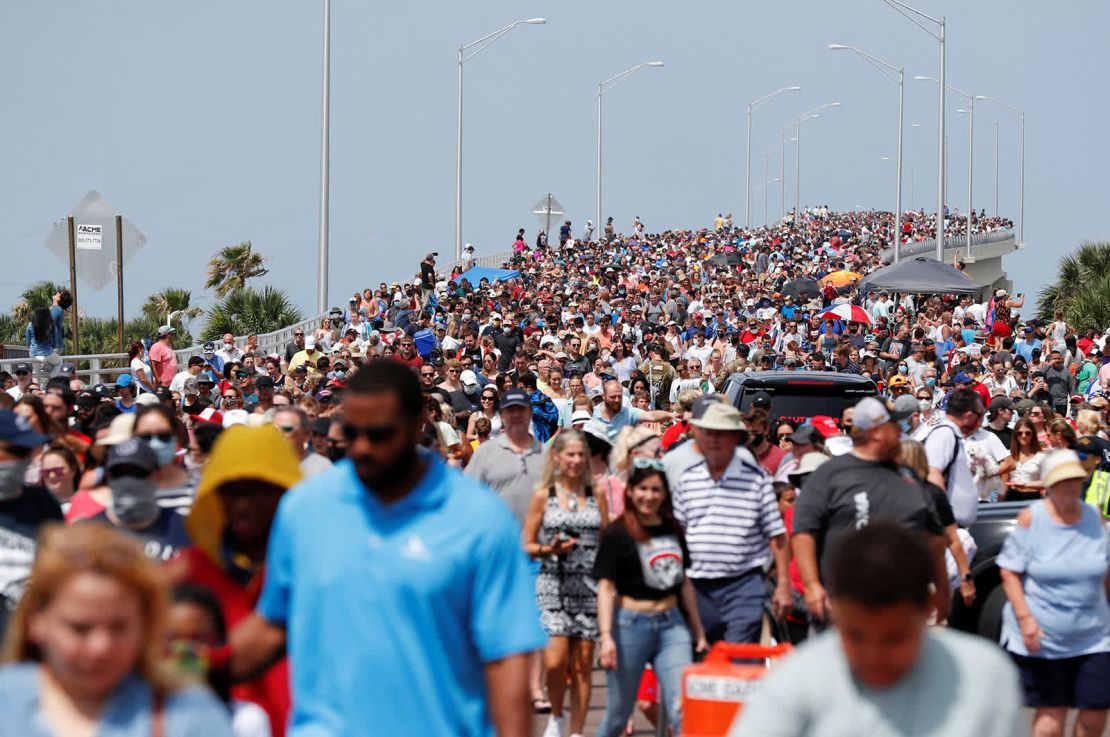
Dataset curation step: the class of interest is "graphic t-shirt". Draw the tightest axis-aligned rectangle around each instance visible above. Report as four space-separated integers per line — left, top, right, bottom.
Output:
0 486 64 635
89 507 191 563
592 520 690 601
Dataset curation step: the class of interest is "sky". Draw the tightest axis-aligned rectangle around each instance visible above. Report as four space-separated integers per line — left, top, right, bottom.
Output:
2 1 1108 324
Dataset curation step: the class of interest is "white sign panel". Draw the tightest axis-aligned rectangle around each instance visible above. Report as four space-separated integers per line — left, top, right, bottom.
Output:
75 223 103 250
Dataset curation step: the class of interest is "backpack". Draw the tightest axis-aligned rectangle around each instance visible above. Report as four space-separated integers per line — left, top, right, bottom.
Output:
925 424 963 487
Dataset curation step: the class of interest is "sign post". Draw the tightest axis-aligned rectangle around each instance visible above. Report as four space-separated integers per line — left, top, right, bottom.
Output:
66 217 79 354
115 215 124 352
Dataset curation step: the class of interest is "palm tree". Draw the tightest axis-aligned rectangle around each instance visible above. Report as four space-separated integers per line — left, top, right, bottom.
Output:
141 288 204 326
204 241 269 298
0 314 22 346
11 280 68 324
1037 241 1110 322
201 286 302 341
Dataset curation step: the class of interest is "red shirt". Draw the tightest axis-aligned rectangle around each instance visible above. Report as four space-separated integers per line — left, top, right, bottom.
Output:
148 340 178 385
757 442 785 475
392 352 423 368
178 548 291 737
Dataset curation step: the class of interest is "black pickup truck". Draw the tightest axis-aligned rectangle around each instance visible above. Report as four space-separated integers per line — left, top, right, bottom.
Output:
948 500 1033 640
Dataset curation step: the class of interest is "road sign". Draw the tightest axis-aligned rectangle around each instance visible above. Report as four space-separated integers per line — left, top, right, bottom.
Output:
45 191 147 291
532 194 565 241
75 224 102 250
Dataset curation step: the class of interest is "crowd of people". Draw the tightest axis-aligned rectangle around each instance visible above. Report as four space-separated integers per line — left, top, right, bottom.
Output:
1 207 1109 737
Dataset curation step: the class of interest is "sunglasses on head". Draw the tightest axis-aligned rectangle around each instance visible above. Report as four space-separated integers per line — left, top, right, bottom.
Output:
632 457 665 471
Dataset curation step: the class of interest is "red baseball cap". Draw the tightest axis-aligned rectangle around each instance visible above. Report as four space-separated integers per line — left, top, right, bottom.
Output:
809 415 842 439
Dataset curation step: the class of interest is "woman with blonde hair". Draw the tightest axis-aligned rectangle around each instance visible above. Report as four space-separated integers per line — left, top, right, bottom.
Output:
523 429 608 737
0 523 234 735
1076 409 1107 440
1046 418 1078 451
600 426 664 522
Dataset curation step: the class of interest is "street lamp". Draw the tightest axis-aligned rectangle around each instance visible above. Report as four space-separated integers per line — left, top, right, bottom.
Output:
916 76 974 260
881 0 946 261
770 133 797 224
829 43 904 261
745 85 801 227
976 94 1025 245
456 18 547 261
596 61 664 237
316 0 331 314
793 102 841 221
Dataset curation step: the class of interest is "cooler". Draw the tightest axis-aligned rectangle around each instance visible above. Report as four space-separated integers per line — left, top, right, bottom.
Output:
681 642 792 737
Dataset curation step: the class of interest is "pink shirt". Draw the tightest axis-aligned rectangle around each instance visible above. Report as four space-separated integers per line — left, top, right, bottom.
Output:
148 340 178 385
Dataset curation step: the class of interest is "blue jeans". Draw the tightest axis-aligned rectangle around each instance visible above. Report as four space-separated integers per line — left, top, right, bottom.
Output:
694 570 765 644
596 607 693 737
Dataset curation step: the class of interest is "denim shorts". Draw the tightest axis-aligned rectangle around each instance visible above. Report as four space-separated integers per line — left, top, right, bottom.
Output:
1011 652 1110 709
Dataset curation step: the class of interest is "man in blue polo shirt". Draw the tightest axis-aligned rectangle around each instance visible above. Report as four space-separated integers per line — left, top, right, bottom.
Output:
593 378 674 442
230 360 545 736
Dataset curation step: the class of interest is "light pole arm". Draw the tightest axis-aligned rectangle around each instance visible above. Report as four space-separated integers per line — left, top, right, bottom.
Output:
750 85 801 111
881 0 943 36
460 21 526 63
600 63 655 95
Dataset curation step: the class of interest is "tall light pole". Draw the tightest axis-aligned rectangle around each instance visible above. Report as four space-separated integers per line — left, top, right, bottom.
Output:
883 0 945 261
316 0 331 314
745 85 801 228
993 121 999 217
976 94 1025 245
596 61 664 236
829 44 904 261
793 102 841 221
456 18 546 261
917 76 973 259
769 132 796 224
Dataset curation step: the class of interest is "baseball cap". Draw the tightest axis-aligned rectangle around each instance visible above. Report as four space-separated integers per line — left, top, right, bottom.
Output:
989 395 1014 412
13 362 31 374
952 372 974 385
304 335 317 349
751 391 772 409
0 410 49 449
59 363 75 377
254 375 275 391
115 374 134 388
788 425 822 445
97 413 137 445
581 418 614 445
852 396 914 432
106 437 158 474
888 375 908 388
571 410 593 426
222 409 251 428
810 415 843 439
134 393 160 407
1041 450 1089 488
1090 396 1109 410
498 388 530 410
587 385 605 402
892 394 920 417
154 387 174 404
156 325 175 337
203 341 216 352
182 377 200 396
459 370 479 388
1075 435 1110 459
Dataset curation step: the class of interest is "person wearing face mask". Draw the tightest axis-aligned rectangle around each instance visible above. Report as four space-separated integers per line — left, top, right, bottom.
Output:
0 409 62 635
90 437 189 563
134 404 196 515
744 407 785 475
176 424 304 737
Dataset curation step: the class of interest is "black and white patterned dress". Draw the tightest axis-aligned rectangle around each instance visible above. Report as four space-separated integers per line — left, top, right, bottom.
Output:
536 485 601 639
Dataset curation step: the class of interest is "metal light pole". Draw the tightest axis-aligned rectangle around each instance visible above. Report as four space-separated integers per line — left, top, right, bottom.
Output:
918 76 973 258
316 0 330 314
828 44 904 261
993 120 999 217
745 85 801 227
883 0 946 260
596 61 664 235
780 128 786 221
456 18 546 261
792 102 841 221
977 94 1025 244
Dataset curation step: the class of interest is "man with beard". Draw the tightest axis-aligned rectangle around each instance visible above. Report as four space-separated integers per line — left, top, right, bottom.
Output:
792 397 950 630
231 360 545 737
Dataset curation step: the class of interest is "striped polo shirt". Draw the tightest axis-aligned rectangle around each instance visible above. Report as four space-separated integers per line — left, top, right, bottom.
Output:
673 454 785 580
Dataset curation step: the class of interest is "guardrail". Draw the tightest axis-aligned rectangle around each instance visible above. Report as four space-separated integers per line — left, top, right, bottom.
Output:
441 249 519 275
885 229 1016 261
0 313 328 386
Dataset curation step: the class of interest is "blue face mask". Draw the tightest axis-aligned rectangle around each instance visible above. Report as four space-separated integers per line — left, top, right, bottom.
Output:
898 365 908 374
925 378 937 387
898 418 913 433
146 437 177 467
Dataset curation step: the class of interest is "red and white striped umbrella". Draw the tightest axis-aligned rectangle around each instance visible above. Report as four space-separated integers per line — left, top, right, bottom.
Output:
818 304 872 325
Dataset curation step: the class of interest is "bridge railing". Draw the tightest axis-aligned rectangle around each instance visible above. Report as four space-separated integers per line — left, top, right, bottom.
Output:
883 229 1016 261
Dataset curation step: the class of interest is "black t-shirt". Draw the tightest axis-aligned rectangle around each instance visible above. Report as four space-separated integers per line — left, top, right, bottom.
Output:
420 261 436 289
0 485 64 635
986 425 1013 450
923 481 956 528
794 453 943 580
89 507 191 563
592 519 690 601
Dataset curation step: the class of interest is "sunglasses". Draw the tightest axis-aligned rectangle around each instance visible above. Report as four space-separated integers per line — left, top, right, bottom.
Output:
481 395 495 401
236 371 252 378
223 395 240 401
342 422 399 444
632 457 665 471
41 467 71 480
136 431 174 444
275 425 296 434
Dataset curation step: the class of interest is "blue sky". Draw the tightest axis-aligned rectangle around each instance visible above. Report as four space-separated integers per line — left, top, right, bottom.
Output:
2 1 1107 322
